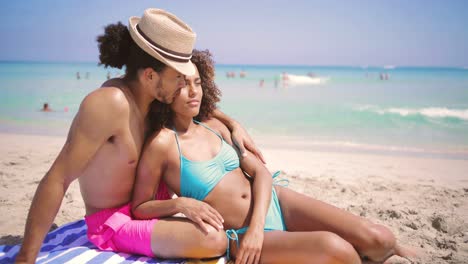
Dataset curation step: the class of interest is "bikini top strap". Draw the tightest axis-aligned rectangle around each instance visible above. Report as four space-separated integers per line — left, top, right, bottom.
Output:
172 127 182 157
193 119 223 140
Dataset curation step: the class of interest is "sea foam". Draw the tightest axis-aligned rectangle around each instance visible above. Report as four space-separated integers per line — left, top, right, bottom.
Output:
356 105 468 121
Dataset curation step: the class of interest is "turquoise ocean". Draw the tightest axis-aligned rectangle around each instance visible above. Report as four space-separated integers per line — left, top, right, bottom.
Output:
1 61 467 159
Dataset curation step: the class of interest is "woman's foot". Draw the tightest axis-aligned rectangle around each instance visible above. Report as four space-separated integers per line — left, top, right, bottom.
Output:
362 244 420 264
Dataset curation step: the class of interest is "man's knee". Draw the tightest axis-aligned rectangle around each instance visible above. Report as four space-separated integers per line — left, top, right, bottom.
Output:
200 226 227 257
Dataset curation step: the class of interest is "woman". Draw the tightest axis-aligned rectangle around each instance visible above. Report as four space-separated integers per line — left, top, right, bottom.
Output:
132 50 413 263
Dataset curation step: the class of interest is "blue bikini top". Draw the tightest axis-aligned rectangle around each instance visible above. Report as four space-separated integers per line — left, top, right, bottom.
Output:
173 120 240 201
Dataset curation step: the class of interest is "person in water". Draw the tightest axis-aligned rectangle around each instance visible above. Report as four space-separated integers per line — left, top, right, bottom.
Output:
41 103 52 112
132 50 415 264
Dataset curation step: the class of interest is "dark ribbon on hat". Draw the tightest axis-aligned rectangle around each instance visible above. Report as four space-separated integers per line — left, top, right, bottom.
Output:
137 25 192 63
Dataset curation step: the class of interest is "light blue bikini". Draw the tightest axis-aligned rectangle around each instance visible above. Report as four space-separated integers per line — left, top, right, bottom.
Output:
175 120 239 201
173 120 287 258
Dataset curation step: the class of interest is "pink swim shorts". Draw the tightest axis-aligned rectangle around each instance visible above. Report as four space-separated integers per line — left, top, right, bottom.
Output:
85 183 171 257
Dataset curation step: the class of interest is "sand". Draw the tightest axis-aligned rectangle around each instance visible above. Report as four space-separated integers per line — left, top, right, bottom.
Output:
0 133 467 263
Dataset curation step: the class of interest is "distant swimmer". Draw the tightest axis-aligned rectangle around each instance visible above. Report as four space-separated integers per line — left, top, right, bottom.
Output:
106 71 111 80
240 70 246 78
379 72 389 80
76 72 81 80
41 103 52 112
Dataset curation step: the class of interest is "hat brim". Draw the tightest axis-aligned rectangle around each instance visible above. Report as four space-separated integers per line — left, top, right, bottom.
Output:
128 17 195 76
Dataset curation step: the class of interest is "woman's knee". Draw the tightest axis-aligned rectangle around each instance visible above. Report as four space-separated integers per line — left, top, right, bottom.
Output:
359 222 396 260
318 232 361 264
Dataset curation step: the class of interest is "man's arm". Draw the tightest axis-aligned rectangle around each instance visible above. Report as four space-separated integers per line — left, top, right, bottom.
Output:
15 88 126 263
212 109 266 163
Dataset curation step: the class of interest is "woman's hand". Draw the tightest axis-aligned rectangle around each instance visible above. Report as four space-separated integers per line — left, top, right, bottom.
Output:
177 197 224 234
230 122 266 164
235 227 264 264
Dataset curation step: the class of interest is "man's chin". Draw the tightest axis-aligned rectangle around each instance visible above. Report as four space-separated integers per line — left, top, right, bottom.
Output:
155 96 171 104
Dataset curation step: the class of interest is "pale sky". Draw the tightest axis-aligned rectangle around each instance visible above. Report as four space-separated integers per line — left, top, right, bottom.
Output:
1 0 467 66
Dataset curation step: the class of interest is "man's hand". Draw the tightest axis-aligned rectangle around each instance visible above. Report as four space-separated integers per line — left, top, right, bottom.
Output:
235 227 264 264
231 122 266 164
177 197 224 234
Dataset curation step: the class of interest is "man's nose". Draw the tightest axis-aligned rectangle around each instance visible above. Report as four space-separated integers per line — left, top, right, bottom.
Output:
179 78 187 87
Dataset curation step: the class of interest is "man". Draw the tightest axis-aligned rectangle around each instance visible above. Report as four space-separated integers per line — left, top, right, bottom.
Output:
15 8 263 263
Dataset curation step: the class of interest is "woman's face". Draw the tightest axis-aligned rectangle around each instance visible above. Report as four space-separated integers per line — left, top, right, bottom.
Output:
170 63 203 117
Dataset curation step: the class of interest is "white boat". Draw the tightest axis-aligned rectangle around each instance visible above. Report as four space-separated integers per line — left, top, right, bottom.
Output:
281 74 329 85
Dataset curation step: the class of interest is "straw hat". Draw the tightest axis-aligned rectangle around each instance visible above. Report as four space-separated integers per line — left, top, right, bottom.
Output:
128 8 196 76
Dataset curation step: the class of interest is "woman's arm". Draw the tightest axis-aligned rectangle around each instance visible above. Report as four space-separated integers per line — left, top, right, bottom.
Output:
131 132 224 233
207 118 272 263
235 148 273 264
212 109 266 164
209 118 272 229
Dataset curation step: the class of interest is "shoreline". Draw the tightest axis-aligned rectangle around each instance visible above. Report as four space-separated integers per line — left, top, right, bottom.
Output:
0 133 467 262
2 128 467 161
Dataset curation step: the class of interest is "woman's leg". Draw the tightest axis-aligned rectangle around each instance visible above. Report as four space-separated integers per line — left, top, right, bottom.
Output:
275 186 404 262
231 231 361 264
151 217 227 259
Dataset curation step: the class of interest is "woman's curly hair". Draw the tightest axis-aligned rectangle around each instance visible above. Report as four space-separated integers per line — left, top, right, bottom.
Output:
146 49 221 136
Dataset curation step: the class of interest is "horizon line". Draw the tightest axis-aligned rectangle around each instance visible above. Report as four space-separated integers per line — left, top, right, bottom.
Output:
0 59 466 69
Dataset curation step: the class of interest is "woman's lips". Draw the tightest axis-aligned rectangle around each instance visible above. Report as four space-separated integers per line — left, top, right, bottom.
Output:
187 100 200 107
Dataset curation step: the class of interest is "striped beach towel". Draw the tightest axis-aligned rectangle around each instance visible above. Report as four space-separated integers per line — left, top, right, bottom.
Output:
0 220 226 264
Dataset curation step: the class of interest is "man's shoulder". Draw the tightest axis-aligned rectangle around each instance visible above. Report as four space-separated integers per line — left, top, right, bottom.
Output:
100 78 126 89
81 87 130 116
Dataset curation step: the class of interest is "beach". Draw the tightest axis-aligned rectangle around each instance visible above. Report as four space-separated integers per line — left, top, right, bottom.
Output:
0 132 467 263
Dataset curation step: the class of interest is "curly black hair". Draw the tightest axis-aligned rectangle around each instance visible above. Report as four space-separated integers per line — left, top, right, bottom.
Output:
96 22 166 80
146 49 221 136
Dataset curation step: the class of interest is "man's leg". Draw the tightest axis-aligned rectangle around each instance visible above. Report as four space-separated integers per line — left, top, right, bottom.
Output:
151 217 227 259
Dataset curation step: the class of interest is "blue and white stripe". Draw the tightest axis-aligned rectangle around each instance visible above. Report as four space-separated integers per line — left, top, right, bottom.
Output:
0 220 226 264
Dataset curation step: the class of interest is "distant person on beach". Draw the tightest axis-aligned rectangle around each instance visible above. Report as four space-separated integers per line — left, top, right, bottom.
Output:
16 8 264 263
106 71 111 79
281 72 289 87
132 50 416 263
76 72 81 80
259 79 264 87
40 103 52 112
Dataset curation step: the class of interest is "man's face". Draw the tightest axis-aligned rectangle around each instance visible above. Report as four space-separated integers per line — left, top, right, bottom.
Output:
154 67 186 104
